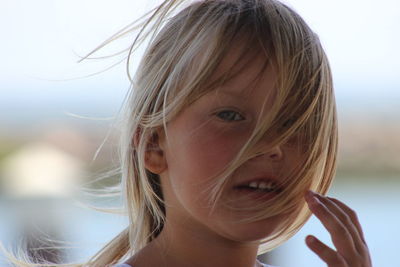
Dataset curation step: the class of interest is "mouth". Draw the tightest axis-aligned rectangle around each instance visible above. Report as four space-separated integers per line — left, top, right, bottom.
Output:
233 178 283 201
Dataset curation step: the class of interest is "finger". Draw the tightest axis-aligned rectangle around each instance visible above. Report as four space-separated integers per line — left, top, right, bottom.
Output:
326 196 367 244
305 191 358 258
315 194 366 253
305 235 346 266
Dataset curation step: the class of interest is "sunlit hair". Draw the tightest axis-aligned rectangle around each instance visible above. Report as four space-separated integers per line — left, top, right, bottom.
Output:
1 0 337 266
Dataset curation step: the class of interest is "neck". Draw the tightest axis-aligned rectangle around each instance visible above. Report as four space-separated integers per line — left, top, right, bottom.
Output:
128 218 262 267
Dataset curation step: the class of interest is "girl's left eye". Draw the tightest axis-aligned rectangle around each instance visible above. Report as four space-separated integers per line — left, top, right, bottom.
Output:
215 110 245 122
282 118 295 129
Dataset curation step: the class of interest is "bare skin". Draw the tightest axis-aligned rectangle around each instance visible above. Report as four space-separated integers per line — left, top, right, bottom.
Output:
125 191 372 267
126 226 264 267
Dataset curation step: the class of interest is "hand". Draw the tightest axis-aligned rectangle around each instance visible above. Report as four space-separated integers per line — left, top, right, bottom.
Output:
304 190 372 267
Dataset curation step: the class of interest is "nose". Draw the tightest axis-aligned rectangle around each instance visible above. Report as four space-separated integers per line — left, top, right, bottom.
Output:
253 144 284 161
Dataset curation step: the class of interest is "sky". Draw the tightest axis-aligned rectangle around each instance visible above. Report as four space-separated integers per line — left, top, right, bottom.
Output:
1 0 399 128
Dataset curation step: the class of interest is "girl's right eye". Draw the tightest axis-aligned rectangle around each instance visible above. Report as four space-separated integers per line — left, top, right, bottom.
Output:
215 110 245 122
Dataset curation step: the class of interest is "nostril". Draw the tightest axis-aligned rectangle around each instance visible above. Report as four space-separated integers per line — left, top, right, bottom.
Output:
267 146 283 160
270 153 278 158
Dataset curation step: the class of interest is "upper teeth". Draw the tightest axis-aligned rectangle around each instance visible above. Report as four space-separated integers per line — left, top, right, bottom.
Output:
248 181 276 190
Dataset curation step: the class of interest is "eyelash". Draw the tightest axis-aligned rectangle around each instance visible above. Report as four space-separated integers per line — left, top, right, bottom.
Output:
215 109 245 122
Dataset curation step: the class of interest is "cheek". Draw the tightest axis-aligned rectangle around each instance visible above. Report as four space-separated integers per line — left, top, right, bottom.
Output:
167 123 247 186
164 124 247 217
200 137 234 170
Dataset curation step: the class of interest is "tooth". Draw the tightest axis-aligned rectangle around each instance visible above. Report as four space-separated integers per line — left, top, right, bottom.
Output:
260 181 276 190
249 181 258 188
258 181 268 189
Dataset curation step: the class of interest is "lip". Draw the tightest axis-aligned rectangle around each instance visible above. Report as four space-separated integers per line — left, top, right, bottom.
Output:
233 187 280 202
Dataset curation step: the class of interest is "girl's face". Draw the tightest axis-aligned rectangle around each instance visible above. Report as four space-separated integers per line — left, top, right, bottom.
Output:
154 44 305 243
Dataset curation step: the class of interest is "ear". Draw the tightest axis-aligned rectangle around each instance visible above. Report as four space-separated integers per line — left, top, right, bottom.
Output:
134 128 167 175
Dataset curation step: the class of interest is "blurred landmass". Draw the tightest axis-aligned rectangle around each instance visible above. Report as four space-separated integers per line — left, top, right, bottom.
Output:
0 115 398 196
0 120 119 197
337 117 400 178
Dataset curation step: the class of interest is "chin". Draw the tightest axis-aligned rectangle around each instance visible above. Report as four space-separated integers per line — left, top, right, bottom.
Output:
218 217 283 244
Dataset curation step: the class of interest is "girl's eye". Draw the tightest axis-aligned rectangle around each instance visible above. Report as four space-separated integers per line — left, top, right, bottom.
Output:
215 110 245 122
283 118 295 128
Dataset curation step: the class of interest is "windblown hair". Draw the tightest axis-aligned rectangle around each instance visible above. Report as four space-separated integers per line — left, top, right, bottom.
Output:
1 0 337 266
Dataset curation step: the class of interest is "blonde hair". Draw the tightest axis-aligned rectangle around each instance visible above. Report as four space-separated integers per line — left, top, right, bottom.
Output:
1 0 337 266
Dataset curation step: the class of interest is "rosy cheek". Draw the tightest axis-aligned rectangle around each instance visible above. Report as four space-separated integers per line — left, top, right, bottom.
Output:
187 125 247 175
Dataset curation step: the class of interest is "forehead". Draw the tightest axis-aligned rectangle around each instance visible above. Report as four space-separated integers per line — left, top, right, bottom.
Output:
208 40 277 99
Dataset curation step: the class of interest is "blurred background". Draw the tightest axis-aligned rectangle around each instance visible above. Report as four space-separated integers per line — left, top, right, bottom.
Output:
0 0 399 266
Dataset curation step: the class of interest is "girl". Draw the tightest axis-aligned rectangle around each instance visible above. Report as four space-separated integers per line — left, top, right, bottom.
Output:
2 0 372 266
